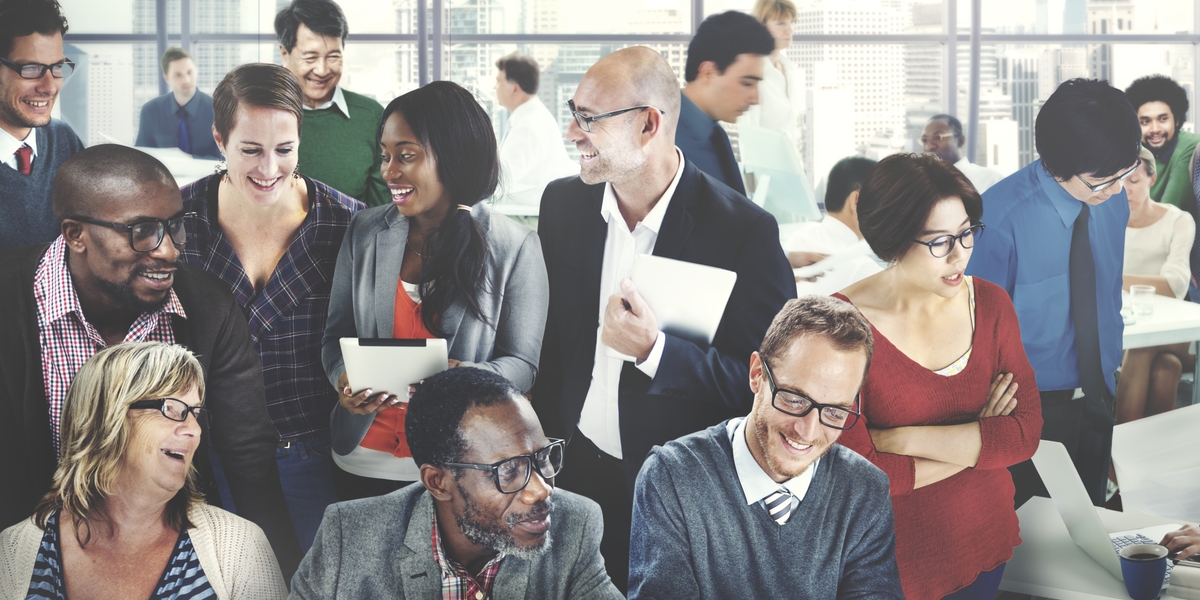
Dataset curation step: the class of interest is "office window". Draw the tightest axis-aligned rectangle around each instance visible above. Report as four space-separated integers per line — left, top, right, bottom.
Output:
442 0 692 35
981 0 1190 35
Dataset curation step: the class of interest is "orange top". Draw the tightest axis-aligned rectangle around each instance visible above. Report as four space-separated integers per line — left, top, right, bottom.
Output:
358 280 436 459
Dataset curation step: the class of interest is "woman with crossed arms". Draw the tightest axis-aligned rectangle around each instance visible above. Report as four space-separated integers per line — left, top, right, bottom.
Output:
835 153 1042 600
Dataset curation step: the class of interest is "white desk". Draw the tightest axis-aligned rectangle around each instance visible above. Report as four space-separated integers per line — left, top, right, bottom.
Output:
1000 497 1187 599
1122 293 1200 406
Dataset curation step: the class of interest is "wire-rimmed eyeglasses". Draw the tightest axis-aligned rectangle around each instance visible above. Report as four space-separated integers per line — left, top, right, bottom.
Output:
761 359 860 430
567 99 665 132
1075 159 1141 194
444 438 565 494
0 57 74 79
129 398 209 427
912 223 986 259
67 213 194 253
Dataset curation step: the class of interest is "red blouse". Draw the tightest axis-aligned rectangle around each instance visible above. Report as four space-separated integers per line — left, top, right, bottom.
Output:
834 278 1042 600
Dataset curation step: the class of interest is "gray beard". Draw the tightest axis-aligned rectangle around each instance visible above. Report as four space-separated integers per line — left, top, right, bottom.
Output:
454 486 555 560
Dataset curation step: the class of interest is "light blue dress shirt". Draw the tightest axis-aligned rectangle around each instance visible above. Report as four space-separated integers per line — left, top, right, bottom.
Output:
966 160 1127 395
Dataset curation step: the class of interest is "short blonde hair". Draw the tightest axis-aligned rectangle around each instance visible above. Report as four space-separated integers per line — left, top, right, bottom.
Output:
752 0 797 23
1138 146 1156 177
35 342 206 545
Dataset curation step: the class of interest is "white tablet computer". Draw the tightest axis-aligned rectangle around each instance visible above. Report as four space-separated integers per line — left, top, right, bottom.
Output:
339 338 448 402
629 254 737 347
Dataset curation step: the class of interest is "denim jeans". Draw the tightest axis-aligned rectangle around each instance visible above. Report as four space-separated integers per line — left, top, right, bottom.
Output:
208 431 339 554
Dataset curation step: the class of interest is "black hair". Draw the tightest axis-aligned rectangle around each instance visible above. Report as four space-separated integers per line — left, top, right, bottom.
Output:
927 114 964 138
824 156 876 213
684 11 775 83
0 0 68 59
1036 78 1141 180
496 52 539 95
405 367 522 468
379 81 498 336
52 145 177 221
274 0 348 53
1125 75 1189 128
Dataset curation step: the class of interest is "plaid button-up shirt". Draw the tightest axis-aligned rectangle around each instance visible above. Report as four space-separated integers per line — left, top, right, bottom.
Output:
180 174 362 441
34 237 186 453
431 512 505 600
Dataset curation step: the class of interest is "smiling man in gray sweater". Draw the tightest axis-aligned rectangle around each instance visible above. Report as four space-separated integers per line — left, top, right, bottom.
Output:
629 296 902 599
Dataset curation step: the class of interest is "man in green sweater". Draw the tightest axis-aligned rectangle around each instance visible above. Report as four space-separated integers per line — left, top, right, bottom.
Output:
276 0 388 207
1125 75 1199 215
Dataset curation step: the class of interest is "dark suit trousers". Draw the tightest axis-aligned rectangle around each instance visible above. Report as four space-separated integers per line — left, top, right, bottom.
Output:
557 430 630 594
1010 389 1113 508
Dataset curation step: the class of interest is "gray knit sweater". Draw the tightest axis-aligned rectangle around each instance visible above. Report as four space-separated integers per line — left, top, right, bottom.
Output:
629 419 904 599
0 120 83 252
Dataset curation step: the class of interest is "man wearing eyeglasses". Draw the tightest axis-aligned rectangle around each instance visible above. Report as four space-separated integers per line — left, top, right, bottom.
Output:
922 114 1004 193
628 296 902 599
293 367 623 599
967 78 1142 509
534 46 795 592
0 0 84 252
0 145 303 579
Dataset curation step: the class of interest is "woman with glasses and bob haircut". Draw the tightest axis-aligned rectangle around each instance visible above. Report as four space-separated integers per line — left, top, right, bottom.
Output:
321 80 549 501
832 153 1042 600
0 342 287 599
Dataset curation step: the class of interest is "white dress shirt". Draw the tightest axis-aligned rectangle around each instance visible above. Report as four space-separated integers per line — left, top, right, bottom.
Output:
786 216 883 296
303 85 350 117
1 125 38 172
578 148 686 459
737 54 803 147
727 417 818 505
497 96 578 207
953 157 1004 193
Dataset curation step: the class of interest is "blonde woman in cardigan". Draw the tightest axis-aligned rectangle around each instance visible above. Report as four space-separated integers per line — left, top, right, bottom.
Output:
0 342 286 600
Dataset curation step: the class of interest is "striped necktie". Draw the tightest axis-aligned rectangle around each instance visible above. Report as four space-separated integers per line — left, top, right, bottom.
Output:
764 487 796 526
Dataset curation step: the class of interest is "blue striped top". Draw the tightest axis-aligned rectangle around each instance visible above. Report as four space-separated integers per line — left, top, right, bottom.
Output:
27 510 215 600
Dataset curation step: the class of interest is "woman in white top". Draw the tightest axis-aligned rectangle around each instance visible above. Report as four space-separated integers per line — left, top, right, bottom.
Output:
738 0 803 147
1116 147 1196 424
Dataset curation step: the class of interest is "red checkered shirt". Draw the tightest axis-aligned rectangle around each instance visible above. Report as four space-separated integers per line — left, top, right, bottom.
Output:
34 237 186 453
431 512 505 600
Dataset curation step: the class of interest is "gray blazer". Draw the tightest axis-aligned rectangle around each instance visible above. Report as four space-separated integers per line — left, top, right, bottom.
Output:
288 484 623 599
322 202 549 455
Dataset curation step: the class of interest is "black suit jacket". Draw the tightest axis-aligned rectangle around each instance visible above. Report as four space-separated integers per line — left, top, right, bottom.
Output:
533 161 796 484
0 243 302 578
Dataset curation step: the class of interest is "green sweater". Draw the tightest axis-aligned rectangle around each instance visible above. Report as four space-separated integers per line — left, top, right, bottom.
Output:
1151 129 1199 216
298 88 389 208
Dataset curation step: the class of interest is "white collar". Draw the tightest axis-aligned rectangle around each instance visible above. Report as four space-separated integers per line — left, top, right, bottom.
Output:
506 95 544 124
0 125 37 162
303 85 349 117
820 214 859 244
727 417 819 505
600 147 686 233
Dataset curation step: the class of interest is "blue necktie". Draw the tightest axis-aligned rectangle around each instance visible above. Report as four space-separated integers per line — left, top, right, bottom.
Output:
177 106 191 155
763 487 796 526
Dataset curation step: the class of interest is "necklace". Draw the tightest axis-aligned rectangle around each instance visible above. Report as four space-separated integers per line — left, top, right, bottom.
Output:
406 241 425 258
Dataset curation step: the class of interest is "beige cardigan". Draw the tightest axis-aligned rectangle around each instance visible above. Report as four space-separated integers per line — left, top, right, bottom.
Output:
0 503 287 600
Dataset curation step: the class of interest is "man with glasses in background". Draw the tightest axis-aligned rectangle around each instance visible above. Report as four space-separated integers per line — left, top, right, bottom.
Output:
628 296 902 599
921 114 1004 193
0 0 84 252
968 78 1143 509
533 46 794 592
0 144 303 579
292 367 623 599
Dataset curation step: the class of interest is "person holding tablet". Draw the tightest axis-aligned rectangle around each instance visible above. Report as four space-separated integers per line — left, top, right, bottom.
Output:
833 154 1042 599
179 63 363 553
321 81 549 501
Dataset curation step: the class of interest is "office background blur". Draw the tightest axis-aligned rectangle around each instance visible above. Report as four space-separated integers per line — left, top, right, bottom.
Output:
56 0 1199 186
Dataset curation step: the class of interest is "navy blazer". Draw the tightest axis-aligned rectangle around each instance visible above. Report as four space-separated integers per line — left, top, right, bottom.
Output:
532 160 796 485
674 92 746 195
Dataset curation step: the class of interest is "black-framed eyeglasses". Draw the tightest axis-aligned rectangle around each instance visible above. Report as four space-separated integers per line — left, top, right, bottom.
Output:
1075 159 1141 194
761 359 860 430
0 56 74 79
129 398 209 427
444 439 565 494
66 213 194 252
912 223 986 259
567 99 665 132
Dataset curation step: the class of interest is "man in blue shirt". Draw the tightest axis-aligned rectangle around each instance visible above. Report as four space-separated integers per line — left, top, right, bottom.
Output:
676 11 774 196
135 47 219 159
968 78 1142 508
